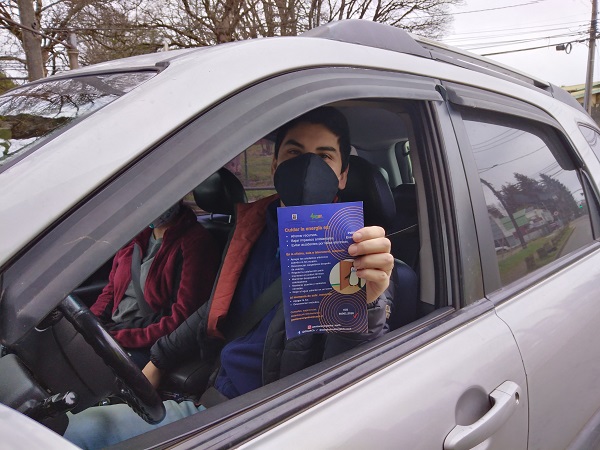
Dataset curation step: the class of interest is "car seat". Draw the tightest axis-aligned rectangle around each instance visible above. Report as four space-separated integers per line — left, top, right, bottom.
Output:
339 155 396 229
158 168 247 400
193 167 247 252
389 183 420 271
339 155 418 330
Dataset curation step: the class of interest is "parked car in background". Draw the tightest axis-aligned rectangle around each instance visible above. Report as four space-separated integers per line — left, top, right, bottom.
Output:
2 19 600 449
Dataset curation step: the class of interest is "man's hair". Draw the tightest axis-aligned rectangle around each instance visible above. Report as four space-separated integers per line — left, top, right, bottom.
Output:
274 106 351 171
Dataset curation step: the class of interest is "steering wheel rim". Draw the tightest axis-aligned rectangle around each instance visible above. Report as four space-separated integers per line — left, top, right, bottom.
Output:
59 295 165 424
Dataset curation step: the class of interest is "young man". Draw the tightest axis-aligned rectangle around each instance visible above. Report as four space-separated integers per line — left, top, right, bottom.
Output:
64 107 394 449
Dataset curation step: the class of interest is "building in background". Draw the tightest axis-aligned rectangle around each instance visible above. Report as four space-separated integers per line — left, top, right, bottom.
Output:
564 82 600 124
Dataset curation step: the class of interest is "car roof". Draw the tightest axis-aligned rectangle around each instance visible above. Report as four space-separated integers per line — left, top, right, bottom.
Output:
0 20 592 269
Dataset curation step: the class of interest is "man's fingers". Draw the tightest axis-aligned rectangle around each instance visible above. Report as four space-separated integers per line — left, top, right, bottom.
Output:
349 236 391 257
353 253 394 274
352 226 386 243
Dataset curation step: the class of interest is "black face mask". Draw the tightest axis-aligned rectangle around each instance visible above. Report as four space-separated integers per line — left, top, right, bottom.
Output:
274 152 340 206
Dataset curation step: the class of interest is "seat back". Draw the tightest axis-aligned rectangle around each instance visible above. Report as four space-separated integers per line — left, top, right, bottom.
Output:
389 183 420 270
193 168 247 252
386 258 419 330
338 155 418 331
338 155 396 230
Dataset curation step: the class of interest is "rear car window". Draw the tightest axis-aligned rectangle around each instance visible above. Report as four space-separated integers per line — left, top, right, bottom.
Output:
0 71 156 169
465 114 594 286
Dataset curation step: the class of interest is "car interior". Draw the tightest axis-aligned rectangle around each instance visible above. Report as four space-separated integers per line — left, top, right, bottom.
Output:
0 98 449 438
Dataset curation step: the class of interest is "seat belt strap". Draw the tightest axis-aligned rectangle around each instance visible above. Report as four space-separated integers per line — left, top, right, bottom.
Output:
200 277 283 408
223 277 282 343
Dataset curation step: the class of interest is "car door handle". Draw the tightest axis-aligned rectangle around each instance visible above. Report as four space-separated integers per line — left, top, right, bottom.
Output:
444 381 522 450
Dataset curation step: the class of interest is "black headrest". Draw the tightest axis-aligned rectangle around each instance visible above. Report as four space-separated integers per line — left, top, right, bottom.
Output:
338 155 396 229
193 168 247 215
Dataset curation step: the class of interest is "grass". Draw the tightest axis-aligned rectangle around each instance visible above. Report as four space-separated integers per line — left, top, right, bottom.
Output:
498 225 574 284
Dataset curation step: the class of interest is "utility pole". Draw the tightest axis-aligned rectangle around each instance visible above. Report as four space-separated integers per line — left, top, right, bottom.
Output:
584 0 598 114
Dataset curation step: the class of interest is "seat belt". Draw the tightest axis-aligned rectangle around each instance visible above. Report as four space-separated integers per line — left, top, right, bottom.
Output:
200 277 283 408
222 277 282 342
130 244 155 316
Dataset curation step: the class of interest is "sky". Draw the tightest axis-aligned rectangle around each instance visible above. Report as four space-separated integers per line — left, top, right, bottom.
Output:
441 0 595 87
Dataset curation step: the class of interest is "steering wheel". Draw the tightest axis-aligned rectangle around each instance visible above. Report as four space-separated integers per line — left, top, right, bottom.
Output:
59 295 166 424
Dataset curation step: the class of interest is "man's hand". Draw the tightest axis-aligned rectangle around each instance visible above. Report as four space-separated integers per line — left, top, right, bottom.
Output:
142 361 163 389
349 226 393 303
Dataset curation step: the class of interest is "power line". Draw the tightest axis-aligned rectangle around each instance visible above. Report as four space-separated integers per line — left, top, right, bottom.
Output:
444 21 589 44
481 41 580 57
442 0 550 16
463 30 586 50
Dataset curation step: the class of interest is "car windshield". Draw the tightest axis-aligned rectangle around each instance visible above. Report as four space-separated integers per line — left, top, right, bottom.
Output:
0 71 156 168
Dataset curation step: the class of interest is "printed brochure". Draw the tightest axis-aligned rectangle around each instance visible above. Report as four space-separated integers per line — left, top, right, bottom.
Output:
277 201 366 339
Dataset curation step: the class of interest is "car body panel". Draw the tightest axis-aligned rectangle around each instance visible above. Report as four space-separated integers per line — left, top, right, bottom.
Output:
0 403 79 449
237 310 527 450
494 246 600 449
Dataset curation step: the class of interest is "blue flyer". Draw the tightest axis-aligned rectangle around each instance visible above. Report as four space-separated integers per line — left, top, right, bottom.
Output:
277 201 366 339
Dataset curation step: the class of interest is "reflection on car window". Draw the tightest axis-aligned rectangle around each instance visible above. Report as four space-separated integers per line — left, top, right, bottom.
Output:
226 138 276 202
464 116 593 286
0 71 155 168
186 138 277 215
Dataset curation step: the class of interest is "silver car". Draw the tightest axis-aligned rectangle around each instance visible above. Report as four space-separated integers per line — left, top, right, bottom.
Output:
2 19 600 449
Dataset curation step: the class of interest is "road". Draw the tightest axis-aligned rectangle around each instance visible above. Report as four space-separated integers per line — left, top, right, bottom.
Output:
559 215 593 257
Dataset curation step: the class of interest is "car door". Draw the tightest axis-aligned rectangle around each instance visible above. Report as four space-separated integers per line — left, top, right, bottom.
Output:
1 68 528 449
121 71 527 449
445 82 600 450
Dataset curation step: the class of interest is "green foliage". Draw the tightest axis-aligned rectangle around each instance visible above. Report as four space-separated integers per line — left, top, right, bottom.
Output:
0 72 16 95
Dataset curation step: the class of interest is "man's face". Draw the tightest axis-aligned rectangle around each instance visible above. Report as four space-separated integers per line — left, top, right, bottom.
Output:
271 122 348 190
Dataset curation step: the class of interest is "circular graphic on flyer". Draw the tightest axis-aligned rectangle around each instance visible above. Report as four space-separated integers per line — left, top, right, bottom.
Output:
325 205 363 261
318 289 368 332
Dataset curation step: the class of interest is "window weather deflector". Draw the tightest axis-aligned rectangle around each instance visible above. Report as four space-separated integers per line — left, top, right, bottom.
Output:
443 82 561 129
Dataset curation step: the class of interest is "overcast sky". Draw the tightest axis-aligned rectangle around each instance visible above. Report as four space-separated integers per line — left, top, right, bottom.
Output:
441 0 594 87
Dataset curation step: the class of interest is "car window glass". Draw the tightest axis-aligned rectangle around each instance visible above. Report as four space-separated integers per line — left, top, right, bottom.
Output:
224 138 276 202
186 138 277 215
464 116 593 286
0 72 155 168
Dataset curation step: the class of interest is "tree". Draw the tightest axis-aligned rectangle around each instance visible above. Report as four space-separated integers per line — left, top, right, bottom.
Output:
0 0 463 81
16 0 45 80
134 0 462 46
539 173 579 221
0 1 159 79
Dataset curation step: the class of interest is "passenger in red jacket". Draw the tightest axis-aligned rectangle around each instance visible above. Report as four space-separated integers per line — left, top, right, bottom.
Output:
90 202 220 367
